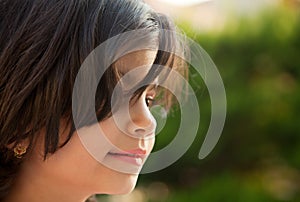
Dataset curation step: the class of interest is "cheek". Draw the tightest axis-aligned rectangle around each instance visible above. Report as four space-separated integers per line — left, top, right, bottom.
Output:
27 122 148 194
99 119 121 146
45 134 138 193
48 134 100 177
25 134 100 193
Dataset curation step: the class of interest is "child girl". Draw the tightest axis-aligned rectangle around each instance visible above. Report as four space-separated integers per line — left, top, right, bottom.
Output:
0 0 186 201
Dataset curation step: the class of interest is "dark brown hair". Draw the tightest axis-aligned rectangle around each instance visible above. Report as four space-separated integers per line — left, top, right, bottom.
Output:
0 0 186 199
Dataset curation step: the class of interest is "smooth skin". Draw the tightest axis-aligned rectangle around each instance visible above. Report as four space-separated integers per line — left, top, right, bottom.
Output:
4 50 158 202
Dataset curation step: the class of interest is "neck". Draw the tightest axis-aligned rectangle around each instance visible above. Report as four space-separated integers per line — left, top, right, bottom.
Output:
3 162 92 202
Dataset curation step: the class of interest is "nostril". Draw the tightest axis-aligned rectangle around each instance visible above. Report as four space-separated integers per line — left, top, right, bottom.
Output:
128 118 156 137
134 128 146 135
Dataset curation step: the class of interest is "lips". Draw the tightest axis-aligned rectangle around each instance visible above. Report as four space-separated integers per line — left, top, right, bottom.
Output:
107 149 147 166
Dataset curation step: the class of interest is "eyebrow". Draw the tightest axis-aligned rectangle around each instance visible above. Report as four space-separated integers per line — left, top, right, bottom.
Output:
146 83 158 91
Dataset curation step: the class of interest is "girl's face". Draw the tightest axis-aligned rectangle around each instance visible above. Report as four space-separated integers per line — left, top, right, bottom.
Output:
24 50 158 198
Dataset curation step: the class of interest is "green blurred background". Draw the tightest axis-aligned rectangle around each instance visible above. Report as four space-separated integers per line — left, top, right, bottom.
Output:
99 1 300 201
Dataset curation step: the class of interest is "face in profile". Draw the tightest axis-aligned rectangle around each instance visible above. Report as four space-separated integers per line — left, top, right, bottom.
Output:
25 50 158 196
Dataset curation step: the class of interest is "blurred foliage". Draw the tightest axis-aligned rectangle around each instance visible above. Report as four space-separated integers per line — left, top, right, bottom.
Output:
140 4 300 202
99 3 300 202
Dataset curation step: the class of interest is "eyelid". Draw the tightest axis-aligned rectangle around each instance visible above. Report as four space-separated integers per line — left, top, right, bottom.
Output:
145 95 155 107
146 83 158 92
146 85 157 97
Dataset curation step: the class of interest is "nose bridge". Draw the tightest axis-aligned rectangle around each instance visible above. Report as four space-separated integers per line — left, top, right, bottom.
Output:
128 99 157 137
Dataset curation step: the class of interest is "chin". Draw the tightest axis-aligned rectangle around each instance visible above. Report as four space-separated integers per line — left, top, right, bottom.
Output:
107 173 139 195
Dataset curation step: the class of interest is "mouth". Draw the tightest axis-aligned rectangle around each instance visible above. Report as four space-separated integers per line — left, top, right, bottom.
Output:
107 151 147 166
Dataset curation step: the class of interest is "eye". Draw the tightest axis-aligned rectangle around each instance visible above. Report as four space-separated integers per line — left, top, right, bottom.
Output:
145 96 155 107
145 84 157 107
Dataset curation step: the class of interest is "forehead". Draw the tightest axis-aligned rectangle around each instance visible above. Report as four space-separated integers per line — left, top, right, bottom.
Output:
114 50 158 90
114 50 157 73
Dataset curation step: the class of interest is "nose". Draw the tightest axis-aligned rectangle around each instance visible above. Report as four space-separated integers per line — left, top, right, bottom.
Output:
127 98 157 138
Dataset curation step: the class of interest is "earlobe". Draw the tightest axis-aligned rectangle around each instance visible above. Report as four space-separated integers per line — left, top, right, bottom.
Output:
13 143 27 159
6 140 29 159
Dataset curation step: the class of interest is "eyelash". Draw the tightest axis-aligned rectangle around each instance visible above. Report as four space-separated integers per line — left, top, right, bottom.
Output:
145 96 155 107
145 85 158 107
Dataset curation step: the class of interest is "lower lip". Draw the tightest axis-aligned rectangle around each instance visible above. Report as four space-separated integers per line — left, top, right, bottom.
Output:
108 153 144 166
